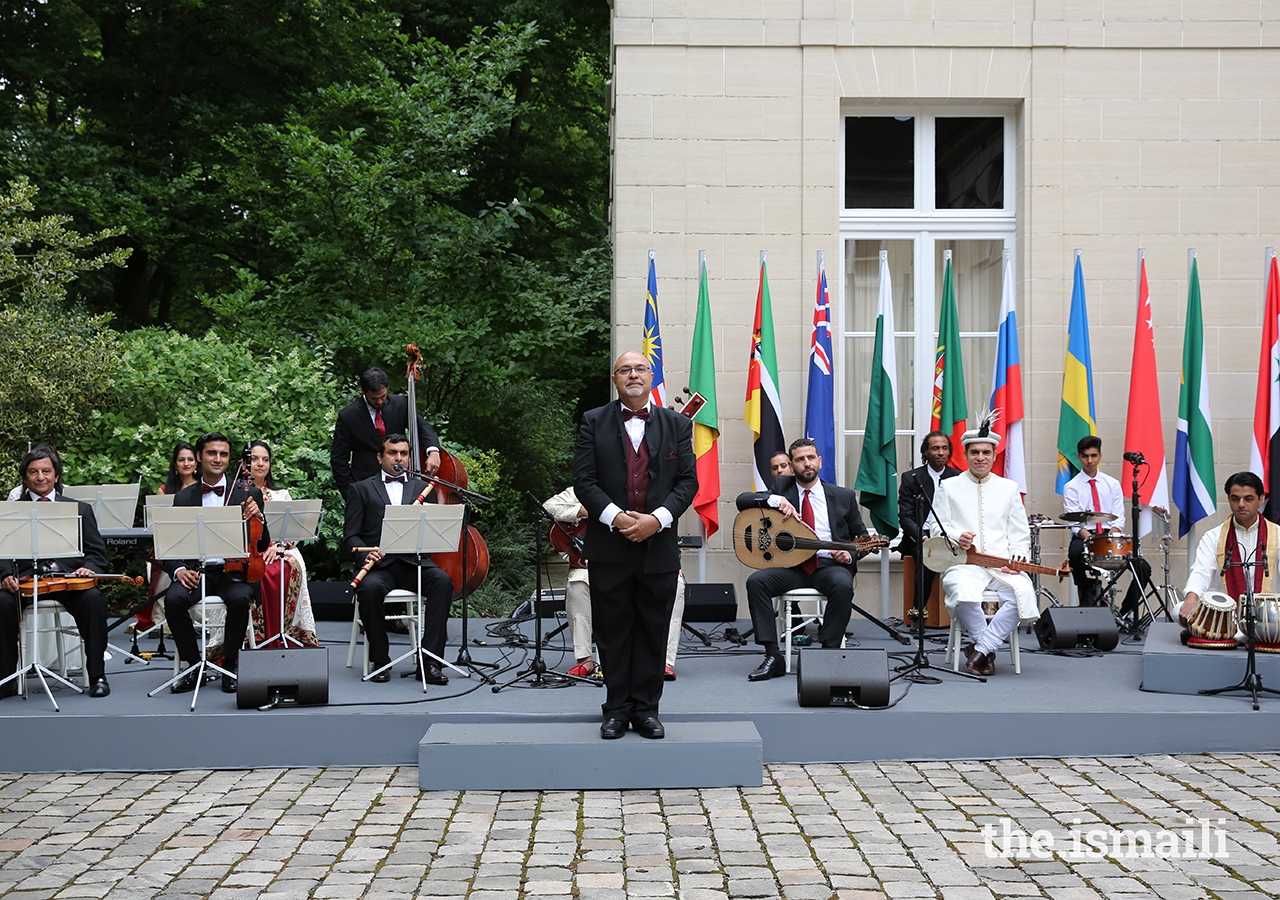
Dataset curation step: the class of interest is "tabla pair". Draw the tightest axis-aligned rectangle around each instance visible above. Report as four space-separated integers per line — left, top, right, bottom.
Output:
1183 591 1280 652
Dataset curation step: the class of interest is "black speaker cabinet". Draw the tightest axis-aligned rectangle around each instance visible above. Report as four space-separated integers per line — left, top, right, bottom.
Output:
683 582 738 622
237 647 329 709
1034 606 1120 651
795 648 890 708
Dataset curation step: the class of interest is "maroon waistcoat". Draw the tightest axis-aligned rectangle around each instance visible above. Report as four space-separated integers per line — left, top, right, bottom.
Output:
625 431 651 512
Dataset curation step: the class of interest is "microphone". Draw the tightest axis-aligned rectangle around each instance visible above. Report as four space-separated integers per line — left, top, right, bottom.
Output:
1123 451 1146 465
392 463 405 474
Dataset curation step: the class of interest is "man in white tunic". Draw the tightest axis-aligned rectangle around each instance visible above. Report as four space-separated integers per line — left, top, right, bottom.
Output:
933 413 1039 676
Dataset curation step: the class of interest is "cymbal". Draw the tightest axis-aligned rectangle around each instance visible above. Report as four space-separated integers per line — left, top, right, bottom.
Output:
1060 511 1118 524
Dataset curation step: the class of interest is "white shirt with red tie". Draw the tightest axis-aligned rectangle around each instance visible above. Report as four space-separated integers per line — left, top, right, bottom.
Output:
1063 469 1126 536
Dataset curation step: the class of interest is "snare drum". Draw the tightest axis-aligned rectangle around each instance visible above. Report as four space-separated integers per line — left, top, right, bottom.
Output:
1247 593 1280 653
1184 591 1240 649
1086 532 1134 570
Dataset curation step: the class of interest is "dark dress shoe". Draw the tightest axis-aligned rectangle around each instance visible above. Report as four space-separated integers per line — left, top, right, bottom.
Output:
423 663 448 686
170 667 200 694
747 654 786 682
89 678 110 698
964 651 986 677
600 718 628 739
631 716 665 739
980 652 996 676
369 668 391 683
221 673 237 693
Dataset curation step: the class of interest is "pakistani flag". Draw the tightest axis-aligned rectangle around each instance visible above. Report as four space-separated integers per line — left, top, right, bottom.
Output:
855 250 899 536
1173 256 1215 538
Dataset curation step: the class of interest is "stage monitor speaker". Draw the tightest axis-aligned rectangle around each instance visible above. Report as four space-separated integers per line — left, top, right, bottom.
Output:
1034 606 1120 652
308 580 354 622
237 647 329 709
795 648 890 708
683 583 738 622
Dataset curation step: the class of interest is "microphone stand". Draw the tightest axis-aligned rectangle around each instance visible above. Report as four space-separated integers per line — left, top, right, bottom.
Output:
403 465 498 681
892 486 984 683
1199 544 1280 710
1107 456 1167 638
492 492 600 692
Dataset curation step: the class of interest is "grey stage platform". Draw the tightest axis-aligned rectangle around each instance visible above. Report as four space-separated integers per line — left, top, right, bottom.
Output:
2 615 1278 781
1141 619 1280 694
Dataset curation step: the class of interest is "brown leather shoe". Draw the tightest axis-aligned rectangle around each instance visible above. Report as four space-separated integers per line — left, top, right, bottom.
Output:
980 652 996 676
964 652 985 676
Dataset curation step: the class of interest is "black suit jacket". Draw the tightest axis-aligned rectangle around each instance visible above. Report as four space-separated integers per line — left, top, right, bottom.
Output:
342 474 434 569
164 480 270 576
736 476 869 575
572 403 697 573
896 464 961 557
0 493 108 579
330 394 441 496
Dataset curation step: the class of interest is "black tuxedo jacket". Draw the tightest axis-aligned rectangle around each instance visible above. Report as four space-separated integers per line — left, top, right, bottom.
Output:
164 480 270 576
342 474 434 569
0 493 108 580
736 476 869 575
896 464 961 557
330 394 440 496
572 403 697 573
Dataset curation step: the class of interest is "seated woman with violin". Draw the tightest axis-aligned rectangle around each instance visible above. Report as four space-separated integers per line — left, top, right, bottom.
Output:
0 445 114 698
246 441 319 648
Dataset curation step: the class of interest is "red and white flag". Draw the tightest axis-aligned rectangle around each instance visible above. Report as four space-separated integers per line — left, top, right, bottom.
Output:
1251 252 1280 522
1123 255 1169 537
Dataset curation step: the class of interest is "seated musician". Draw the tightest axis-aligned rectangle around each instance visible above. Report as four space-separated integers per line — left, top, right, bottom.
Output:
1179 472 1276 627
1063 436 1125 606
543 486 687 680
735 438 870 682
933 413 1039 677
898 431 961 618
246 441 319 647
343 434 453 684
164 432 271 694
0 445 112 698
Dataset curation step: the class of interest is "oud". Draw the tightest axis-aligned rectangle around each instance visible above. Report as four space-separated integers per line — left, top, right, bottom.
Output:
732 509 887 570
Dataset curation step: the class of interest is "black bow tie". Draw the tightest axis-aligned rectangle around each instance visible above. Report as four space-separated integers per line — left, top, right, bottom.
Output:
201 483 225 496
384 474 407 484
623 407 649 421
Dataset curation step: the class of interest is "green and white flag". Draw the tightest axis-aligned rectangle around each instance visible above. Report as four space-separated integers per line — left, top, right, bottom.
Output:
855 250 899 536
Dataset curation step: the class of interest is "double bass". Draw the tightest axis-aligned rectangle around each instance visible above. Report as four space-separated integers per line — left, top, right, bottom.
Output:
405 344 490 600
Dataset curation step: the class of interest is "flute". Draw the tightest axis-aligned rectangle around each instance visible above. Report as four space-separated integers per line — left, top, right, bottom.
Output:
350 549 379 588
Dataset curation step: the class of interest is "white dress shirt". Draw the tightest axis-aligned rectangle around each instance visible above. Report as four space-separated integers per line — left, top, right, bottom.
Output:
600 401 673 531
1184 518 1269 599
1063 469 1126 535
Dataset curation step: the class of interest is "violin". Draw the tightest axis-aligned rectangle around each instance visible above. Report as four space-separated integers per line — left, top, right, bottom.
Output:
405 344 490 600
223 456 266 583
19 574 145 597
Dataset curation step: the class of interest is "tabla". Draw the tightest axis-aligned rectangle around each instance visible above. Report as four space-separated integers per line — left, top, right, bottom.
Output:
1086 533 1133 570
1183 591 1240 649
1249 593 1280 653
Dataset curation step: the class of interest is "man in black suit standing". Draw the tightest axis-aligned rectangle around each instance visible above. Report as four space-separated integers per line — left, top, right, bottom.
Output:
736 438 871 682
165 433 271 694
331 367 442 500
897 431 961 621
573 351 697 740
343 434 454 685
0 445 113 698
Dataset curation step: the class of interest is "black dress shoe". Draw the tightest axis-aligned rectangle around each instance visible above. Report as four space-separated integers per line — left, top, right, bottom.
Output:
747 654 786 682
369 668 391 683
88 678 110 698
222 672 237 693
600 717 628 739
170 667 200 694
631 716 665 739
980 652 996 676
422 663 448 686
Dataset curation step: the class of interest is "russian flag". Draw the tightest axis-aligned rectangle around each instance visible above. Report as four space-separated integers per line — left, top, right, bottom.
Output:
990 251 1026 492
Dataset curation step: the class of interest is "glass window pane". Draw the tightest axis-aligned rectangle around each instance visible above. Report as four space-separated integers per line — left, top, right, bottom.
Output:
844 335 916 435
961 336 997 420
845 116 914 209
934 240 1003 333
844 239 914 332
935 117 1004 210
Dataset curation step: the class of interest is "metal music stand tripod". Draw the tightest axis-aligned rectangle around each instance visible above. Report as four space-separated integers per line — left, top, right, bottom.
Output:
492 492 600 692
146 506 247 710
0 501 88 710
1106 454 1168 637
1201 547 1280 710
260 500 323 648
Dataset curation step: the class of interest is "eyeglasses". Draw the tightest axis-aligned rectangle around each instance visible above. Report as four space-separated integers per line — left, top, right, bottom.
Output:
614 365 650 376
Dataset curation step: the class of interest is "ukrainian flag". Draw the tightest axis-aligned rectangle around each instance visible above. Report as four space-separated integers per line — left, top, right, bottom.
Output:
1055 253 1097 494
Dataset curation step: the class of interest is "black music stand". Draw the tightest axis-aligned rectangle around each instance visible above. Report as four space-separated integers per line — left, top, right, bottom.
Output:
1200 547 1280 710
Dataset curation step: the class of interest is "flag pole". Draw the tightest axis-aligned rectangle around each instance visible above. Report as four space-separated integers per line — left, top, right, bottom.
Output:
877 248 891 618
1186 246 1198 569
698 249 708 584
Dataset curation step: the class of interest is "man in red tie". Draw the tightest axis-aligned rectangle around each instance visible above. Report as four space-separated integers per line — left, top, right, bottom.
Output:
330 368 442 502
736 439 871 682
1063 436 1126 607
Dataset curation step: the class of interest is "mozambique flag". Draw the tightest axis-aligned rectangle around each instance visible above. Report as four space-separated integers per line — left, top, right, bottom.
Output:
1055 253 1097 494
745 254 785 490
689 254 720 537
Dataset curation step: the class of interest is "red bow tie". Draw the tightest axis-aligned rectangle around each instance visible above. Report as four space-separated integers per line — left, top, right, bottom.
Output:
623 407 649 421
384 474 407 484
201 483 225 496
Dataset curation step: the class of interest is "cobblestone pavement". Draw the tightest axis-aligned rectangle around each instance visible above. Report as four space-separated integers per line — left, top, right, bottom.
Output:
0 754 1277 900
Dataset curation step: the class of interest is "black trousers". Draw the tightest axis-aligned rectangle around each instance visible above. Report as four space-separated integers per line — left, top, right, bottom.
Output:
1068 535 1102 605
355 557 453 667
165 567 257 668
588 550 677 722
745 559 855 649
0 586 109 685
